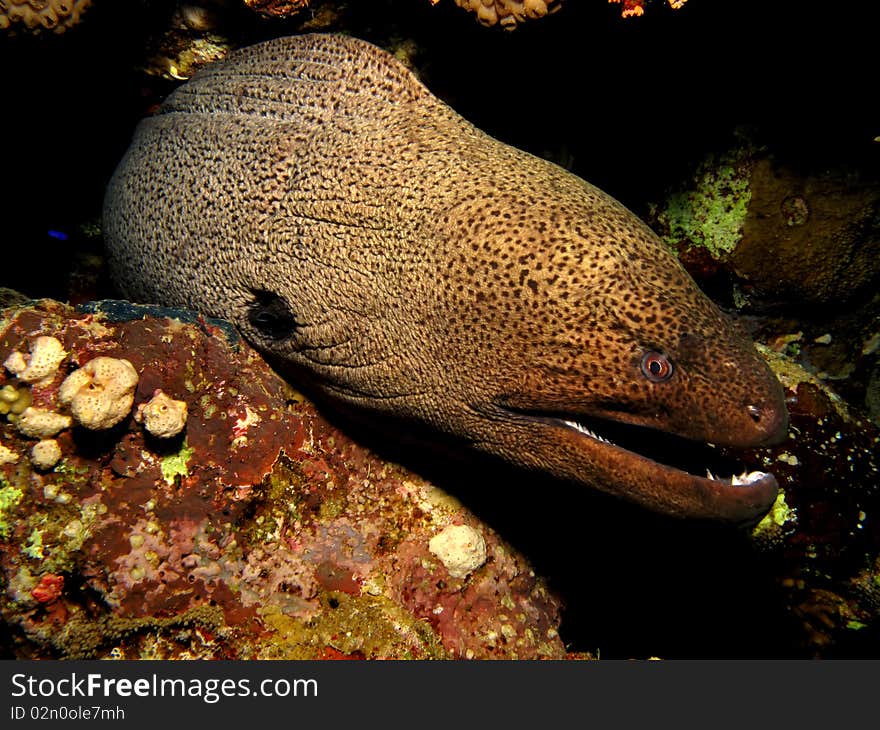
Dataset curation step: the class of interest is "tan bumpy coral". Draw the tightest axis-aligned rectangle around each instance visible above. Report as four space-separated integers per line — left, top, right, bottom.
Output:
0 0 92 34
58 357 139 430
241 0 310 17
135 390 188 439
453 0 560 29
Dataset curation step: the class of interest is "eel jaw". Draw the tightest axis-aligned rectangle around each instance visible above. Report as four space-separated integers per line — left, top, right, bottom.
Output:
561 417 770 487
497 409 779 526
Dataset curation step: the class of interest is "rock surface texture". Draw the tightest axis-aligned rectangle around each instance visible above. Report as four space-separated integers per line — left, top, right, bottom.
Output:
0 300 565 659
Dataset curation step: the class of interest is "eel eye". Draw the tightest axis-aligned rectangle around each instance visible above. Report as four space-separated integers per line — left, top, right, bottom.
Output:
247 290 299 339
640 351 673 382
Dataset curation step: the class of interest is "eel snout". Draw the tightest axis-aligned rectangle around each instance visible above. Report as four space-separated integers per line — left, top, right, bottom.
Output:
739 395 789 447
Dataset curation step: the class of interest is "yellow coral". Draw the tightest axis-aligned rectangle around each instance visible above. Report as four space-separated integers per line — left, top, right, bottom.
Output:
0 384 31 417
0 0 92 34
0 443 20 465
453 0 560 30
3 336 67 384
16 407 72 438
59 357 139 430
135 390 188 439
30 439 62 470
428 524 487 578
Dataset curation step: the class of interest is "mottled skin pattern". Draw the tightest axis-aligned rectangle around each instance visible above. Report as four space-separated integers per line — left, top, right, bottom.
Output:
104 34 788 524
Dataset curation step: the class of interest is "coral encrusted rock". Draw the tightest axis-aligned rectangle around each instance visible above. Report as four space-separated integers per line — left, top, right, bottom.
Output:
0 0 91 34
649 137 880 307
736 351 880 655
453 0 561 29
0 299 565 659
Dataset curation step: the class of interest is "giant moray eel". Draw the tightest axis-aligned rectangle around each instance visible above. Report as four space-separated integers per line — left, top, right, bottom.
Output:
103 33 788 524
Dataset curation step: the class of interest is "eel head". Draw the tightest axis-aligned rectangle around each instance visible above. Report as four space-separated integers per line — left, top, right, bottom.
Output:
237 183 788 526
233 156 787 527
423 184 789 526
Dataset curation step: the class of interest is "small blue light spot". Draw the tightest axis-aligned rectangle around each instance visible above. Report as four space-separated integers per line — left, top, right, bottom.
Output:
47 229 69 241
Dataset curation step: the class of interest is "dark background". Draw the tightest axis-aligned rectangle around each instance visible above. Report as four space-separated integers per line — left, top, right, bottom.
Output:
0 0 877 658
1 0 875 302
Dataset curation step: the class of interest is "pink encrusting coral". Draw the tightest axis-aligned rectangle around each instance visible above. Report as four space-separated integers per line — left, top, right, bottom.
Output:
31 573 63 604
0 300 566 659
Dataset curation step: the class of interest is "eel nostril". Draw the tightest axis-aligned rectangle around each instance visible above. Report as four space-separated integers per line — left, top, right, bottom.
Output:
746 404 762 422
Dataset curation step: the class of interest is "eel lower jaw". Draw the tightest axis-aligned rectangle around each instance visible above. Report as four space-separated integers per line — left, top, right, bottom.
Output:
495 407 779 525
559 417 772 490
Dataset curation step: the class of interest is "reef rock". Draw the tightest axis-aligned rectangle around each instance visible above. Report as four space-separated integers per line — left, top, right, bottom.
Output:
0 299 564 659
741 350 880 655
0 0 91 34
730 161 880 307
649 138 880 307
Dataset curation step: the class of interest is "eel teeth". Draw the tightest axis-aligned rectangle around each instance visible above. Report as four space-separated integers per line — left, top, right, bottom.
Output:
705 469 769 486
730 470 768 486
563 419 612 444
560 421 769 487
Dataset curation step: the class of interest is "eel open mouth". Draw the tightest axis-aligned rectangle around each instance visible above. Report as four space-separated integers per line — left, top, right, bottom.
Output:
497 405 779 524
558 415 772 489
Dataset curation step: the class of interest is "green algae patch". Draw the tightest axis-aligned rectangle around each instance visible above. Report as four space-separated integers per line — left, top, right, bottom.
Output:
23 528 44 559
0 483 24 538
51 460 92 491
653 145 755 259
257 593 449 660
753 490 796 540
750 484 799 553
160 441 194 485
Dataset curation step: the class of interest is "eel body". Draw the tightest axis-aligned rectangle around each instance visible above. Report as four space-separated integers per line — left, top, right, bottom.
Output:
104 33 788 524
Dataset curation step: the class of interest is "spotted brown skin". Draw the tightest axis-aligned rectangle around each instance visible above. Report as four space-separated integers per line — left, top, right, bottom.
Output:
104 34 788 524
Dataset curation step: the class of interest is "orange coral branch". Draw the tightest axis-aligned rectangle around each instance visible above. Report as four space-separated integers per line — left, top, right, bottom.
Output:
608 0 645 17
609 0 688 18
